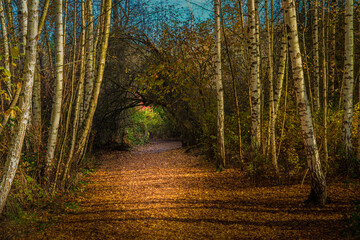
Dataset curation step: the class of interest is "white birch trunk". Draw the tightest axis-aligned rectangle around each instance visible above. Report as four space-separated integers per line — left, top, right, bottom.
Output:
0 0 39 214
313 0 320 111
214 0 225 168
45 0 64 180
249 0 261 150
266 0 278 175
20 0 28 49
62 0 87 186
342 0 354 161
84 0 95 116
285 0 327 205
76 0 112 161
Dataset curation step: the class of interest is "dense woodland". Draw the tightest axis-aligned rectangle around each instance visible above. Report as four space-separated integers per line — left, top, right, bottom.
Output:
0 0 360 237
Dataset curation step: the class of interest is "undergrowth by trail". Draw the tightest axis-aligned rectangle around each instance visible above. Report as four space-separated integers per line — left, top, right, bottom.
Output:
2 141 360 239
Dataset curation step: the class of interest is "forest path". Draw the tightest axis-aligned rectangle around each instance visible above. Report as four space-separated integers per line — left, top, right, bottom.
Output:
38 141 357 239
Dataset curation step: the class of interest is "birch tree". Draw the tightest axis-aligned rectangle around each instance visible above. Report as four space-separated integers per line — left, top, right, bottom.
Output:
284 0 328 205
74 0 112 172
214 0 225 168
248 0 261 151
45 0 64 181
0 0 12 102
84 0 95 115
265 0 279 175
62 0 87 186
0 0 39 214
313 0 320 111
342 0 354 164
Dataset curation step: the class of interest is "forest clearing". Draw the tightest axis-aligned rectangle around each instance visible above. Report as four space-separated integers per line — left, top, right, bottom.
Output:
1 0 360 238
2 141 359 239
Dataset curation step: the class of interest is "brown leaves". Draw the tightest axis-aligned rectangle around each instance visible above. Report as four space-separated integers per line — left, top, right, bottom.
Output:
24 141 360 239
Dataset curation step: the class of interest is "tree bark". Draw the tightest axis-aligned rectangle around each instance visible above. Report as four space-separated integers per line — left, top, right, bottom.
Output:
84 0 95 116
0 0 12 102
249 0 261 151
313 0 320 111
45 0 64 181
0 0 39 214
62 0 87 187
266 0 278 175
342 0 354 165
214 0 225 168
74 0 112 175
321 0 328 168
284 0 328 205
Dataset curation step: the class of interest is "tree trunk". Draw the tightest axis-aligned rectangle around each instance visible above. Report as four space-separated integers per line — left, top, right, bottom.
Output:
54 0 78 191
342 0 354 166
321 0 328 168
302 0 313 110
284 0 328 205
266 0 278 175
249 0 261 151
74 0 112 174
313 0 320 111
0 0 39 214
0 0 12 102
62 0 87 187
45 0 64 181
214 0 226 168
328 0 336 97
84 0 95 116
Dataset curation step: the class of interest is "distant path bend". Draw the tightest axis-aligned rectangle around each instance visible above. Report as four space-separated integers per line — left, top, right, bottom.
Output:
41 140 357 239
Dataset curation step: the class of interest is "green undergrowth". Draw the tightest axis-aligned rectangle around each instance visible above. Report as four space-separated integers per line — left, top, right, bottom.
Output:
0 158 96 239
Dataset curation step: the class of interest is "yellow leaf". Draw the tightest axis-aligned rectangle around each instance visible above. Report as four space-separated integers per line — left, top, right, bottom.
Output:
17 82 22 89
4 109 16 118
4 109 11 117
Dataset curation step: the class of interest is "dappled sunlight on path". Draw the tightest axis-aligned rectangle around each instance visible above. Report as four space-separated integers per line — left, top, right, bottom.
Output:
32 141 359 239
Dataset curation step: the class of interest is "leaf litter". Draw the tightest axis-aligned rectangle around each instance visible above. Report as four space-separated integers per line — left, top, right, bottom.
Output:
22 141 359 239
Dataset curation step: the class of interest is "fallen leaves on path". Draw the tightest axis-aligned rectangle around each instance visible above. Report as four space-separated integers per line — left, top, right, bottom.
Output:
23 141 359 239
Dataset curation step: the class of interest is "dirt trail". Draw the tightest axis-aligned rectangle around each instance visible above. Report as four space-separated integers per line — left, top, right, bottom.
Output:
31 141 358 239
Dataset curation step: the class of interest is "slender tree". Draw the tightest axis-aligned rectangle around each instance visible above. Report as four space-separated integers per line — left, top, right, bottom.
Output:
62 0 87 186
0 0 12 102
0 0 39 214
84 0 95 116
313 0 320 111
342 0 354 166
74 0 112 171
249 0 261 151
214 0 226 168
266 0 279 175
45 0 64 181
284 0 328 205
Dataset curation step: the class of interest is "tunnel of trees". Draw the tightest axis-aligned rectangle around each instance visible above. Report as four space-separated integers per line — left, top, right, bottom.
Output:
0 0 360 237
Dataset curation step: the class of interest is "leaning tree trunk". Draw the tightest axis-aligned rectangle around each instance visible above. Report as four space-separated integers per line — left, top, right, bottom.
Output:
284 0 328 205
75 0 112 166
342 0 354 167
0 0 39 214
0 0 12 102
214 0 226 168
45 0 64 182
249 0 261 151
62 0 87 187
